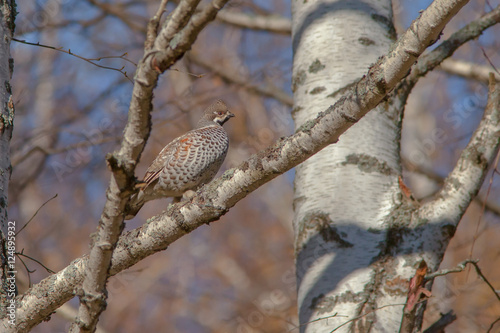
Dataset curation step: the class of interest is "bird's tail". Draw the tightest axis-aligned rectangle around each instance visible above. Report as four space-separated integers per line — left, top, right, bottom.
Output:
125 191 145 220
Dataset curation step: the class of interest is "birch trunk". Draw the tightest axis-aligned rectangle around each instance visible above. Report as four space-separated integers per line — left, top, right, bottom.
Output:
292 1 402 332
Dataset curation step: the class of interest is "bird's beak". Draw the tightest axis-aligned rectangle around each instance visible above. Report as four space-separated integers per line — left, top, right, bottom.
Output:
228 112 235 118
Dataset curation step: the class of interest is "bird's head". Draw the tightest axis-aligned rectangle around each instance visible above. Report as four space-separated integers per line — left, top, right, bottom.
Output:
199 99 235 127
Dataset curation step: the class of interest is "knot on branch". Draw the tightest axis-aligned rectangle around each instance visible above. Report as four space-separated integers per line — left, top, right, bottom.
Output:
106 153 137 192
81 291 108 306
106 153 135 176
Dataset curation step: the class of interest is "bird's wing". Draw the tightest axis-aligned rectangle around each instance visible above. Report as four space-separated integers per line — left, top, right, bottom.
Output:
141 133 195 187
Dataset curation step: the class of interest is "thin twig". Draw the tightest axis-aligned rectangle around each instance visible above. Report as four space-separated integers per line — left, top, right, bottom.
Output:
17 254 34 288
426 259 500 303
169 67 205 78
286 313 345 332
328 303 409 332
13 135 120 167
286 302 420 332
487 316 500 333
87 54 137 66
17 250 55 274
16 194 58 236
12 38 134 82
480 45 500 75
188 52 293 106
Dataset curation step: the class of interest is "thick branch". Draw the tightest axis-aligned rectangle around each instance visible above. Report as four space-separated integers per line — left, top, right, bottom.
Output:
418 74 500 226
152 0 202 50
152 0 231 71
10 1 473 331
406 4 500 87
403 158 500 217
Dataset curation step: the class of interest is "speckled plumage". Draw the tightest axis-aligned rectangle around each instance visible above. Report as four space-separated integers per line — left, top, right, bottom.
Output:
126 100 234 219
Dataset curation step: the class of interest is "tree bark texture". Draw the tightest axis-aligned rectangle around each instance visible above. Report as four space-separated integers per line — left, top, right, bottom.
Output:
291 1 401 332
7 0 498 331
291 1 499 332
0 0 16 326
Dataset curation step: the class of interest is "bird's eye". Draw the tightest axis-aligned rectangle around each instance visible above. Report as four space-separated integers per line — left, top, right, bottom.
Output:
217 111 224 115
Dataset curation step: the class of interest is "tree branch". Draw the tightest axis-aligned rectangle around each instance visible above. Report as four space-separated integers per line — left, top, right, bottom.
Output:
188 52 293 106
418 74 500 227
9 0 473 331
440 58 500 83
216 10 291 35
87 0 147 33
426 258 500 303
12 38 134 82
405 4 500 87
68 0 230 332
402 158 500 217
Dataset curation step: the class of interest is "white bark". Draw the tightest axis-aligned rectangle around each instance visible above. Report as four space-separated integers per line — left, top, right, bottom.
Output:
7 0 495 331
292 1 399 331
291 0 478 332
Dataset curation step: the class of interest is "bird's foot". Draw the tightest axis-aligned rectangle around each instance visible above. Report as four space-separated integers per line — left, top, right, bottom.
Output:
182 190 197 201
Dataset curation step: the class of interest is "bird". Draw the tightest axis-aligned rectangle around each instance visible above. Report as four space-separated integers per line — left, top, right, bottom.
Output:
125 99 235 219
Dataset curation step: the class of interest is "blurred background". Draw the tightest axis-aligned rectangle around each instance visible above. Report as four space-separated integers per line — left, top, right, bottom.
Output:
9 0 500 332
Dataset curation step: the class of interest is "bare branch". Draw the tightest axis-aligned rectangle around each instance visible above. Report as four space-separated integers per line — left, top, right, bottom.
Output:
16 252 55 275
418 74 500 227
10 1 473 330
154 0 203 50
480 46 500 76
12 38 134 82
426 259 500 303
402 158 500 217
188 52 293 106
216 10 291 34
12 135 119 167
151 0 231 71
328 303 409 333
477 192 500 216
87 0 147 33
487 316 500 333
16 194 58 236
69 0 231 332
440 58 500 82
405 4 500 86
145 0 169 50
55 304 110 333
